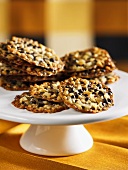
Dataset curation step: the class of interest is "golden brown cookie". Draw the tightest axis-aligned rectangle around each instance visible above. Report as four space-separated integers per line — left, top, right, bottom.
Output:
0 62 27 75
29 81 62 102
0 76 32 90
62 47 116 72
3 75 57 82
71 66 117 79
7 36 64 70
12 92 69 113
59 76 114 113
0 59 61 76
91 72 120 84
0 42 29 66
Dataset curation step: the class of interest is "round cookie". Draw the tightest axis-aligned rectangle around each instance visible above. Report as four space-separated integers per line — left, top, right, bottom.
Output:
12 92 69 113
59 76 114 113
7 36 64 70
29 81 62 102
4 75 57 82
61 47 116 72
0 42 64 76
0 62 27 75
71 65 116 79
0 43 30 66
0 76 32 91
1 60 62 76
91 72 120 84
13 64 62 76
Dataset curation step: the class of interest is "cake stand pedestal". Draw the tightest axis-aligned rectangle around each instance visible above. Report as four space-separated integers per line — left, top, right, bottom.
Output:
20 124 93 156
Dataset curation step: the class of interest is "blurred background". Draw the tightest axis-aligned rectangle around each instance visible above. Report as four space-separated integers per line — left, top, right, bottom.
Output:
0 0 128 71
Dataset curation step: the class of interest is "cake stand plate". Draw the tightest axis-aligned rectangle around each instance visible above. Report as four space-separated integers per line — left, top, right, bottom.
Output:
0 70 128 156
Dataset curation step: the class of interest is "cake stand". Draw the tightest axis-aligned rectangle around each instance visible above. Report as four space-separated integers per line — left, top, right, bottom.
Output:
0 70 128 156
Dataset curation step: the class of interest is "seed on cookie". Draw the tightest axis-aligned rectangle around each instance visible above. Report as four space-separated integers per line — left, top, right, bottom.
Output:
29 81 62 102
3 75 59 82
0 42 30 66
0 62 27 75
71 65 116 79
12 92 69 113
0 76 33 90
91 72 120 84
7 36 64 70
59 76 114 113
61 47 116 72
1 59 62 76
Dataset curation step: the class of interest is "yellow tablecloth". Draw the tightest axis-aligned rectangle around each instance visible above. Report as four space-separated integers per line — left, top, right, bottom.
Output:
0 116 128 170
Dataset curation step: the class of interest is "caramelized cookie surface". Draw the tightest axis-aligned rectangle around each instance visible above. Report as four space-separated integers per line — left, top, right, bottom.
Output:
7 36 64 70
12 92 68 113
59 77 114 113
0 76 32 90
29 81 62 102
62 47 116 72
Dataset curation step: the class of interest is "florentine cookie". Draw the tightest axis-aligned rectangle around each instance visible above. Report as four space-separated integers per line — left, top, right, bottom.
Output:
0 62 27 75
0 41 64 76
1 59 61 76
59 76 114 113
61 47 116 72
7 36 64 70
91 72 120 84
71 65 116 79
16 64 62 76
3 75 57 82
0 64 1 76
12 92 69 113
0 76 54 90
0 76 34 90
0 48 64 74
0 43 30 66
29 81 62 102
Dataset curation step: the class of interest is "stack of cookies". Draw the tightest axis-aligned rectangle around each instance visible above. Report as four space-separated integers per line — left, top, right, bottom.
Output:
0 37 119 114
11 46 119 114
0 36 64 90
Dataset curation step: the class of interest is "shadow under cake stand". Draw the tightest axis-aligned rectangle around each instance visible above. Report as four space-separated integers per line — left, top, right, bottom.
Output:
0 70 128 156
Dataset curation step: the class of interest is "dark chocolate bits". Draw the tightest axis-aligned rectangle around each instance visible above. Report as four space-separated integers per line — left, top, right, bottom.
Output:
59 76 114 113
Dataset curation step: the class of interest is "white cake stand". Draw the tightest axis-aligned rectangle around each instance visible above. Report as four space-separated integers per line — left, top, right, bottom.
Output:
0 70 128 156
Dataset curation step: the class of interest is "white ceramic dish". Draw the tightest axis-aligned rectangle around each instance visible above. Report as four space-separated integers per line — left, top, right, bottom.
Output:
0 70 128 156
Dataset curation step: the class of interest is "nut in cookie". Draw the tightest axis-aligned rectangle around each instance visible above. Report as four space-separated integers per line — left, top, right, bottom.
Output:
59 77 114 113
0 76 33 90
29 81 62 102
7 36 64 70
62 47 116 72
12 92 69 113
91 72 120 84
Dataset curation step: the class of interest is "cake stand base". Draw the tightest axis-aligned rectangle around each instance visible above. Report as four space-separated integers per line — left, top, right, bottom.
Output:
20 124 93 156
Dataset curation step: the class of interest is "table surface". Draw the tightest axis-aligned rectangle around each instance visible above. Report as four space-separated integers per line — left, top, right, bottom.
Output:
0 116 128 170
